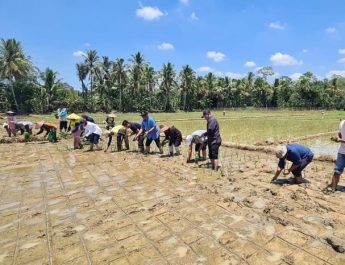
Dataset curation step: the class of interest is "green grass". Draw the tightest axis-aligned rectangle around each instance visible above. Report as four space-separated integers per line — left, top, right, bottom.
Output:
11 109 343 145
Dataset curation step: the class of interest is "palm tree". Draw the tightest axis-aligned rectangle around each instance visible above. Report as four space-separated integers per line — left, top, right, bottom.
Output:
179 65 195 111
40 68 61 112
0 38 33 111
76 63 89 104
160 62 176 111
112 58 127 111
83 50 99 111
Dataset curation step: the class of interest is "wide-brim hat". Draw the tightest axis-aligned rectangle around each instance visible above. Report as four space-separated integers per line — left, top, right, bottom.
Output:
6 111 15 115
107 113 116 118
160 125 170 133
275 145 287 158
35 121 44 129
67 113 81 120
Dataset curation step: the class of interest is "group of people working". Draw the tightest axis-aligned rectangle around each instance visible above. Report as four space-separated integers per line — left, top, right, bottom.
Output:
1 108 344 192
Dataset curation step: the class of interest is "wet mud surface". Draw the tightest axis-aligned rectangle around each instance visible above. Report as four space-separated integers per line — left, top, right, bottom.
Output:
0 140 345 264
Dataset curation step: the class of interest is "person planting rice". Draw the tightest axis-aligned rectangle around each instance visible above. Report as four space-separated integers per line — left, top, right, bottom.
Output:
67 113 81 133
5 111 16 137
272 144 314 184
186 130 207 162
16 121 33 134
135 111 163 155
105 124 130 152
122 120 144 152
105 113 116 130
202 110 222 171
35 121 58 142
160 125 182 156
57 108 68 132
79 119 102 151
324 119 345 193
72 122 82 149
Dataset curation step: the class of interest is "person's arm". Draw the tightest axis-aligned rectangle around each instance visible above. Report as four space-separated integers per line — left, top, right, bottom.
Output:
285 151 302 175
135 128 144 140
271 159 285 182
187 145 193 161
337 132 345 143
106 134 113 151
36 128 44 135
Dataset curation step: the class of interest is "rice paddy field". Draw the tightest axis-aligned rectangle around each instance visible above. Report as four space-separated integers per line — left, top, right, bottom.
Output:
1 109 345 265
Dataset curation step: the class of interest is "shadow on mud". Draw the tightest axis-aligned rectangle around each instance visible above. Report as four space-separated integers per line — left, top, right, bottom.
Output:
273 178 311 186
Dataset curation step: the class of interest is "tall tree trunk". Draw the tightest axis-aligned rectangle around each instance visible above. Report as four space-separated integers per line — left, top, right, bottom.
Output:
9 78 19 112
119 75 122 112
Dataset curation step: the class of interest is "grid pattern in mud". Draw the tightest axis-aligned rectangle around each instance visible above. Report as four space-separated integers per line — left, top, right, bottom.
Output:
0 142 345 264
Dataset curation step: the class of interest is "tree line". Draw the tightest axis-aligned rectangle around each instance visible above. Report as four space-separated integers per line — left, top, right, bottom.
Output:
1 38 345 113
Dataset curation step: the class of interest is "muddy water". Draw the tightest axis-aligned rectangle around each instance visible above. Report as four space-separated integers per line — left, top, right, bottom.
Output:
0 140 344 265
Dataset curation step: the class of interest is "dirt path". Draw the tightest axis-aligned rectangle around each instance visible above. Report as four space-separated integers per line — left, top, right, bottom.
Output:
0 141 344 264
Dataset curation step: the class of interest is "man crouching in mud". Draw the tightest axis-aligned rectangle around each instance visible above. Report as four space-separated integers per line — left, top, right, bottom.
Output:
271 144 314 184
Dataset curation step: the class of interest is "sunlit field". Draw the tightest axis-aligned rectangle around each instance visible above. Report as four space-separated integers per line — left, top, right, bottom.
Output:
11 109 343 145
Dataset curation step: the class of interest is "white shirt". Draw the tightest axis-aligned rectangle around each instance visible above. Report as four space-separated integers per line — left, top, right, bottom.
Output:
84 122 102 137
186 130 207 146
338 120 345 154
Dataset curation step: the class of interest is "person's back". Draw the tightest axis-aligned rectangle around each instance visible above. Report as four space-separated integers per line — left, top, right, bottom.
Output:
286 144 314 162
142 116 159 139
207 116 221 145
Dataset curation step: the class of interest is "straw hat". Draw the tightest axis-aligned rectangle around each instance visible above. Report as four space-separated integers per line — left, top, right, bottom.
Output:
67 113 81 120
6 111 15 115
160 125 170 133
275 145 287 158
35 121 44 129
107 113 116 118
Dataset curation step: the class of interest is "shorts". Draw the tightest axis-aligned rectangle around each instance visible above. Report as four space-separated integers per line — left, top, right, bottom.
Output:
169 137 182 147
195 143 207 152
334 153 345 175
145 137 161 147
292 156 313 177
89 133 100 145
60 121 68 131
208 143 220 160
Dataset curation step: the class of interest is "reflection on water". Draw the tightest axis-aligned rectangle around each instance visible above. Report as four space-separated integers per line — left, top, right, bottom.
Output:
302 138 338 156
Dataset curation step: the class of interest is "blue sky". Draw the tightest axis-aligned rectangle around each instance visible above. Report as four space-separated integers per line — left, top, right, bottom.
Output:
1 0 345 89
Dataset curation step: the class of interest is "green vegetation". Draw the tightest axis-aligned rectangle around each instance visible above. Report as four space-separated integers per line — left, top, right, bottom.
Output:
1 38 345 113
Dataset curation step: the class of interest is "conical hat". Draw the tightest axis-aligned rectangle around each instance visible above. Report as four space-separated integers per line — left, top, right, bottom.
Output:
67 113 81 120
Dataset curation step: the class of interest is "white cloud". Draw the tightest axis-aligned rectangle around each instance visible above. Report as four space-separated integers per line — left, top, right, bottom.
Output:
270 52 303 66
157 42 174 51
290 73 303 81
327 70 345 78
73 50 86 58
190 12 198 20
338 49 345 55
268 21 285 30
225 72 245 79
197 66 214 73
136 5 165 21
326 27 336 33
338 58 345 64
180 0 189 4
244 61 256 67
206 51 226 62
302 49 308 53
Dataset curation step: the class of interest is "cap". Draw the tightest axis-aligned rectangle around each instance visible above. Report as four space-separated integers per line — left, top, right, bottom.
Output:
201 109 210 118
275 145 287 158
140 111 148 117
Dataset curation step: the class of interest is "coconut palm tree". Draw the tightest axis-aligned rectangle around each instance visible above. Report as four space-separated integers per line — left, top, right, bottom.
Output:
0 38 33 111
112 58 127 111
179 65 196 111
40 68 61 112
76 63 89 104
160 62 176 111
83 50 99 111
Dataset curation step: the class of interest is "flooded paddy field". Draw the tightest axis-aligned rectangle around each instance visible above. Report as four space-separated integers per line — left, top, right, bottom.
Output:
1 110 345 264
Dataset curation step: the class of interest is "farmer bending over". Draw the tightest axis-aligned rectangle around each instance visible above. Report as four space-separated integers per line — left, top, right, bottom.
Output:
80 119 102 151
122 120 144 152
272 144 314 184
160 125 182 156
35 121 58 142
135 111 163 154
186 130 207 162
105 125 130 152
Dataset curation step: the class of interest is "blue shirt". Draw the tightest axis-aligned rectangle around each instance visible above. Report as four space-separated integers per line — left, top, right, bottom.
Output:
278 144 314 169
141 116 160 140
